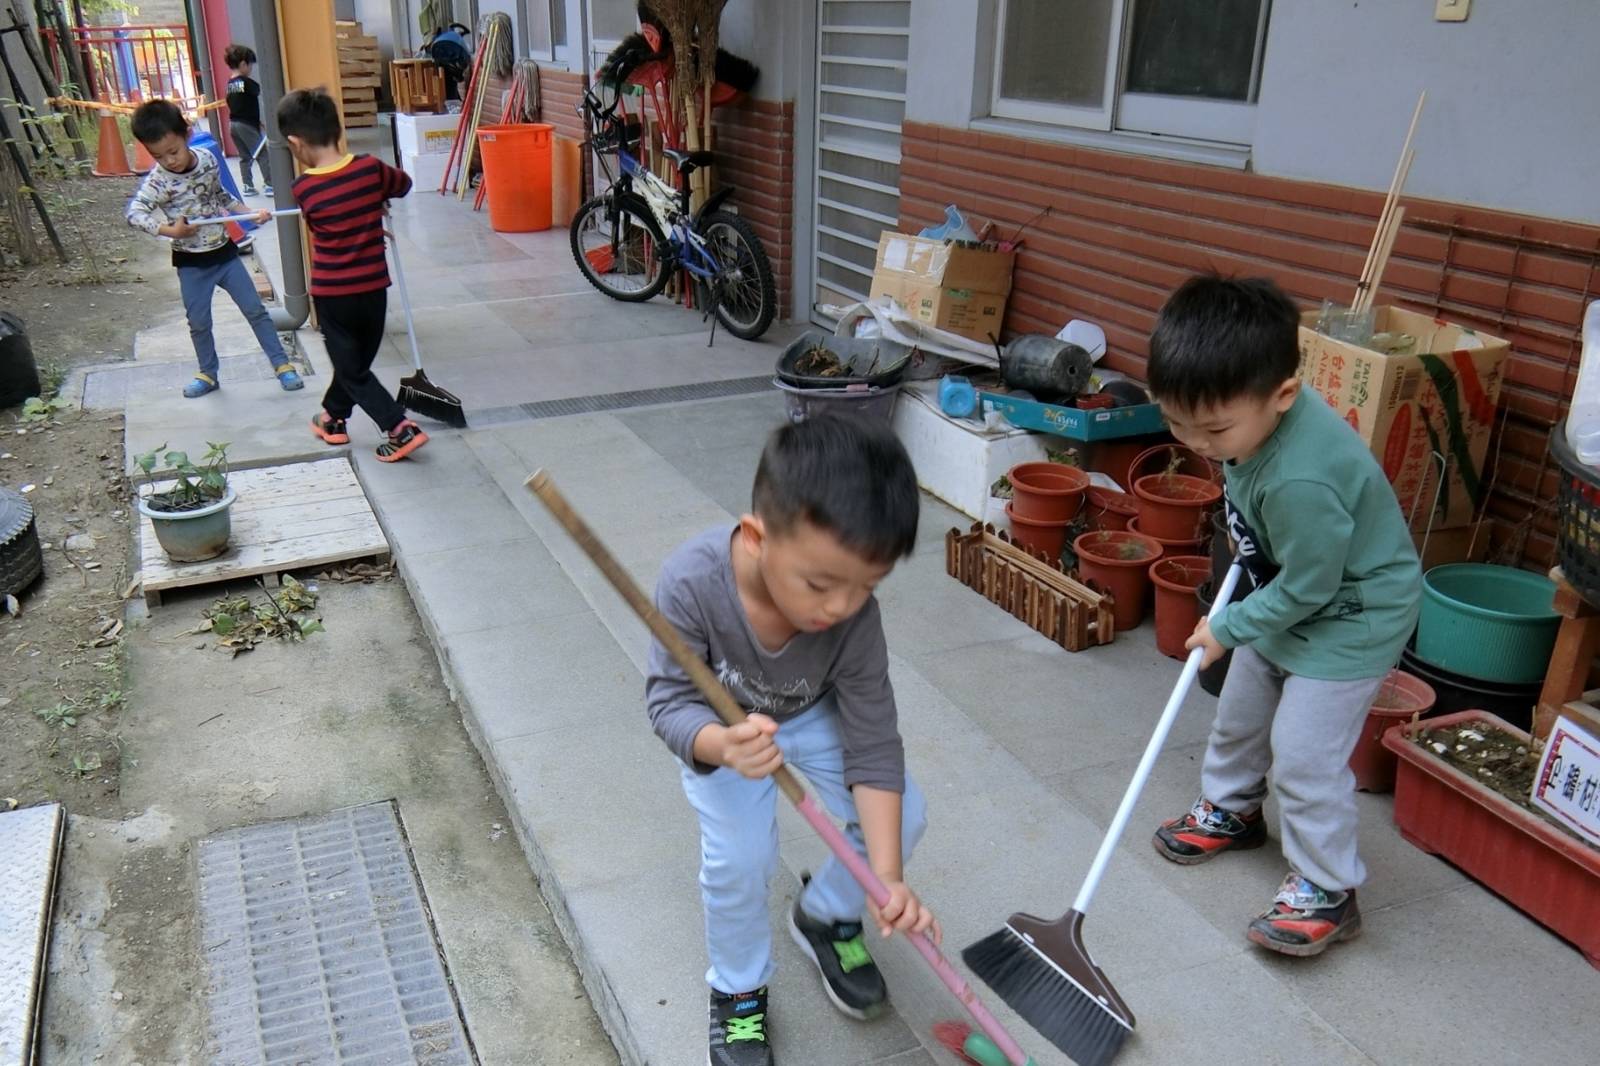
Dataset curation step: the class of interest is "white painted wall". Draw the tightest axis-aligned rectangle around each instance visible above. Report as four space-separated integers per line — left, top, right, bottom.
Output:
901 0 1600 225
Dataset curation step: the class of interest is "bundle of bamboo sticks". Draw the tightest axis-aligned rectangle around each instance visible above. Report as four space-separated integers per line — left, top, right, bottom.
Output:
1352 91 1426 316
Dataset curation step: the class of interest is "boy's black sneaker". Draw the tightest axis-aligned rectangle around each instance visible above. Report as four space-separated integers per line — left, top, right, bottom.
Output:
708 986 772 1066
1153 796 1267 864
1248 873 1362 957
787 874 887 1020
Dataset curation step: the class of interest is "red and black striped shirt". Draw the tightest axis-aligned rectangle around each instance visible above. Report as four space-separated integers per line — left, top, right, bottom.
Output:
291 153 412 298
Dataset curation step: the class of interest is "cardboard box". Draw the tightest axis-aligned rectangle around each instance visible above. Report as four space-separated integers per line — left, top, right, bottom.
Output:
1412 525 1490 571
869 232 1015 343
395 111 458 156
1298 307 1510 531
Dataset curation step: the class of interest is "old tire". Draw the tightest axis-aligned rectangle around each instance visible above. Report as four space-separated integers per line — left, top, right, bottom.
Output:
0 486 44 597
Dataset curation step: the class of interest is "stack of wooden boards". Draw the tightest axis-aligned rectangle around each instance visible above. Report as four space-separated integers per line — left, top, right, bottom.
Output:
336 20 381 128
946 523 1116 652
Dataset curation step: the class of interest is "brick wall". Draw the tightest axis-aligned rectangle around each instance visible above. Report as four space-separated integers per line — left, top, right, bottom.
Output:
712 97 795 316
900 121 1600 567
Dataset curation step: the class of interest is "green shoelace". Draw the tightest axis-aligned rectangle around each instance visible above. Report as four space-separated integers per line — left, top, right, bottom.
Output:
725 1013 766 1043
832 932 872 973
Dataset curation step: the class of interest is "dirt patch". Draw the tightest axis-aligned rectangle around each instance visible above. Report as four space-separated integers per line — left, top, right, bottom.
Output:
1 410 131 815
1413 722 1587 843
0 172 176 375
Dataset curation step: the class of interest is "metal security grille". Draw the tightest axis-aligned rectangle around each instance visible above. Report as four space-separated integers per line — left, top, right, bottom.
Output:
196 802 474 1066
810 0 911 325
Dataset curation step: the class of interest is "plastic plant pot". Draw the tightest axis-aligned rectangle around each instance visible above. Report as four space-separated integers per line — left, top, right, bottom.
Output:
1084 485 1138 532
1127 516 1207 557
1398 645 1538 732
1349 669 1436 793
1007 461 1089 524
1004 501 1070 560
1074 529 1163 630
1150 555 1210 659
1416 563 1560 685
1385 710 1600 968
138 487 236 562
1133 473 1222 542
1129 443 1220 486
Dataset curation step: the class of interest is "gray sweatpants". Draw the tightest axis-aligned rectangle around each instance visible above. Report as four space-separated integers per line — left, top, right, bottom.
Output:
1200 645 1385 891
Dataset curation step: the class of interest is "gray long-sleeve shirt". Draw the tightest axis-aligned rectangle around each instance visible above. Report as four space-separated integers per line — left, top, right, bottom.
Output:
646 526 906 793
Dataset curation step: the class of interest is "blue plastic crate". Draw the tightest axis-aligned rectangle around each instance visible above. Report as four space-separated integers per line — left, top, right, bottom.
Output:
979 390 1167 440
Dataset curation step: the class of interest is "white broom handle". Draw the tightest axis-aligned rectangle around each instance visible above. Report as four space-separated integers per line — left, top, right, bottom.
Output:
1073 561 1244 913
182 208 301 226
382 217 425 373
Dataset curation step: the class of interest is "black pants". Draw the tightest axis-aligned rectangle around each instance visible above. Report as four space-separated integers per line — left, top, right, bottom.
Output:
315 292 405 432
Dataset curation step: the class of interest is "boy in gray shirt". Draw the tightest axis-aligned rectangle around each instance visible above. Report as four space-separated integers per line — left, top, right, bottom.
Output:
647 415 936 1066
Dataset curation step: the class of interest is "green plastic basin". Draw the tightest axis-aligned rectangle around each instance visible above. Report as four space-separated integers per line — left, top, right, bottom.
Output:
1415 564 1559 685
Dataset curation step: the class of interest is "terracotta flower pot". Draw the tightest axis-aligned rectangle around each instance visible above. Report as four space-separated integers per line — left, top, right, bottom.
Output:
1007 461 1089 524
1074 529 1163 630
1385 710 1600 967
1129 443 1220 486
1127 516 1207 557
1150 555 1210 659
1133 473 1222 542
1349 669 1436 793
1085 485 1138 532
1005 501 1070 560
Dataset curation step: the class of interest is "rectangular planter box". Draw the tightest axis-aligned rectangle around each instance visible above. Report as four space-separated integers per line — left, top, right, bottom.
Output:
1384 709 1600 968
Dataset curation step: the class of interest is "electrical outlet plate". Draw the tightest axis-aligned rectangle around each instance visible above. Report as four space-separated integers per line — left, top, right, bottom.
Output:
1435 0 1470 21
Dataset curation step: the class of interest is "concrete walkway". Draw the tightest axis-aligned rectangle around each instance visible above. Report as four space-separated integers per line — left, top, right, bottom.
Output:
86 140 1598 1066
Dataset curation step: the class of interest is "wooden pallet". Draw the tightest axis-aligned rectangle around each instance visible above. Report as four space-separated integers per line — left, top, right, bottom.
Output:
946 523 1116 652
336 19 381 127
136 458 389 608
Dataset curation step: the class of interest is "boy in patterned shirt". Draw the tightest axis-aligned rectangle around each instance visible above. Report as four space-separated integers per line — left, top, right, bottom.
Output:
125 99 302 398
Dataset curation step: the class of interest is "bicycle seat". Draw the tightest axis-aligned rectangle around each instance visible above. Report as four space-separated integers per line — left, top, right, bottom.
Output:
662 148 716 174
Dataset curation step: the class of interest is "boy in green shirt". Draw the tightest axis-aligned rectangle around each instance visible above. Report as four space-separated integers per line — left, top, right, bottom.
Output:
1146 276 1421 957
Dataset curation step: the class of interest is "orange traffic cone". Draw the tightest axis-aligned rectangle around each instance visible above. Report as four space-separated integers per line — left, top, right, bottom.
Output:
91 111 134 177
130 136 155 174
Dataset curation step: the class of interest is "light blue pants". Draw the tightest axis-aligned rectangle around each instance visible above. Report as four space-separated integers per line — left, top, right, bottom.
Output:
680 697 927 995
177 256 287 380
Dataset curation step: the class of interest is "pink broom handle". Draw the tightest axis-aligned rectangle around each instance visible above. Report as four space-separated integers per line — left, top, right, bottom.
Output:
525 471 1033 1066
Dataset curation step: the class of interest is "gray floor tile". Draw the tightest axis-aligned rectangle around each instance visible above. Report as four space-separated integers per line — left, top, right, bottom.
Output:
402 535 586 635
371 483 534 555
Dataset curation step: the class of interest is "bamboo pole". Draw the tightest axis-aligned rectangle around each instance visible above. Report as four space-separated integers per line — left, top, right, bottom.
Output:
1354 91 1425 305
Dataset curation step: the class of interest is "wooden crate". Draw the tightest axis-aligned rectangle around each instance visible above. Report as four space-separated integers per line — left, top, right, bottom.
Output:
390 57 445 114
136 458 389 608
335 17 382 125
945 523 1116 652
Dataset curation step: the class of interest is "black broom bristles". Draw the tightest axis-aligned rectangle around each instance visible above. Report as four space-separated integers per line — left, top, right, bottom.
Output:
962 927 1131 1066
398 370 468 428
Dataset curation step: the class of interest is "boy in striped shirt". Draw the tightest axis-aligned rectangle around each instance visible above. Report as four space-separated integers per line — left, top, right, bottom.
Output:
277 88 427 462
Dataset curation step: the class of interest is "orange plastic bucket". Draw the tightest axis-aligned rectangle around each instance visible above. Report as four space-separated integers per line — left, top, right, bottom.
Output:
476 123 553 233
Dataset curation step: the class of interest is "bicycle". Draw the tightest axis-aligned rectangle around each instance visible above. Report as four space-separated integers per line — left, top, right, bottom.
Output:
569 87 777 342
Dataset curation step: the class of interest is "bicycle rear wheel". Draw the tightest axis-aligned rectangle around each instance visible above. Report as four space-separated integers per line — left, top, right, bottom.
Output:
702 210 776 340
570 194 669 302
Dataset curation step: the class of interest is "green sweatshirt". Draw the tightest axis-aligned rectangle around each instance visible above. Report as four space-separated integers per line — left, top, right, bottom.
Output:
1211 386 1422 680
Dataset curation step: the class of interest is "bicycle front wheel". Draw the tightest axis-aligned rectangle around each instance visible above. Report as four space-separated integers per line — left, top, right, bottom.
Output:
702 210 776 341
570 195 669 302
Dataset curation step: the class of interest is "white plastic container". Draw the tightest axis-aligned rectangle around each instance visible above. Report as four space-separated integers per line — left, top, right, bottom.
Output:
1566 301 1600 467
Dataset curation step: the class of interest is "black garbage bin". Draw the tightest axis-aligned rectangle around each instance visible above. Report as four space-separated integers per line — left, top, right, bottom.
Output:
0 311 41 408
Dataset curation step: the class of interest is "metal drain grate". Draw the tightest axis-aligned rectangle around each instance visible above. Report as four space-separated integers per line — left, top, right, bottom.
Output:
0 802 63 1066
196 802 474 1066
469 374 774 427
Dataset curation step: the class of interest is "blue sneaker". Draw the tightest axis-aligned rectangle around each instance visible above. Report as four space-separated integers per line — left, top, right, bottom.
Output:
275 365 305 391
183 374 219 398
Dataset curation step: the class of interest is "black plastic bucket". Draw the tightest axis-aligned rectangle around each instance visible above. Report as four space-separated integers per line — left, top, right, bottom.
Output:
0 311 41 409
1398 644 1537 732
1196 578 1248 697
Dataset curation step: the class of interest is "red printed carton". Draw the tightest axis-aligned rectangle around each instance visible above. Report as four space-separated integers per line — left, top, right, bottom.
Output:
1298 307 1510 531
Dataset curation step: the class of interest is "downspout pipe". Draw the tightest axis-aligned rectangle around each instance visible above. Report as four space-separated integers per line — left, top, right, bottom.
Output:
250 0 310 331
183 0 225 148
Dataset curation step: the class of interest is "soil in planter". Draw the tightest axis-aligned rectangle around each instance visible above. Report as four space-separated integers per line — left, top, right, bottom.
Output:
146 488 225 514
1414 723 1587 843
1082 532 1155 561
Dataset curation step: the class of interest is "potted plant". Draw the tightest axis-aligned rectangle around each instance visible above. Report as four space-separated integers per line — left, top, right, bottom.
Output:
1349 669 1435 792
1133 472 1222 542
1384 710 1600 967
1073 529 1162 630
1084 485 1138 532
1007 460 1089 524
1149 555 1210 659
135 441 237 562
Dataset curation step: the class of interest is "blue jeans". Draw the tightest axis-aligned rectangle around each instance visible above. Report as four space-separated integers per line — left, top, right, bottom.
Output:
178 256 287 379
680 698 927 994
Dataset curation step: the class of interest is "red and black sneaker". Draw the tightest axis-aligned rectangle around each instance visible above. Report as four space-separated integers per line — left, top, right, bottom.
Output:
375 419 428 462
1153 797 1267 865
1247 873 1361 957
310 412 350 445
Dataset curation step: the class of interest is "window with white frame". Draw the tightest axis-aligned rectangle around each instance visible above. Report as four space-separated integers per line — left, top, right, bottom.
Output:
992 0 1270 145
